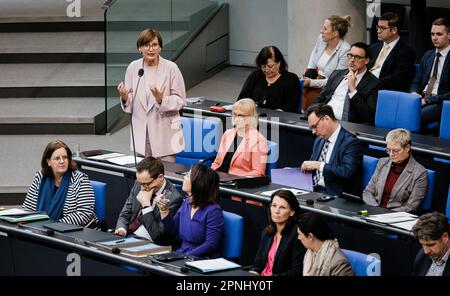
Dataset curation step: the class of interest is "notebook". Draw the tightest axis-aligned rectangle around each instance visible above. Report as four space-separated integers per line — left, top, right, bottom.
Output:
184 258 241 273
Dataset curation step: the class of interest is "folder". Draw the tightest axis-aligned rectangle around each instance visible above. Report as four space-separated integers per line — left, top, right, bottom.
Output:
184 258 241 273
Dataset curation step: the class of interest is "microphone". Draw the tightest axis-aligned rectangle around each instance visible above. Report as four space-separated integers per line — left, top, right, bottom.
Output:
147 256 188 273
111 247 121 254
129 68 144 168
46 229 55 236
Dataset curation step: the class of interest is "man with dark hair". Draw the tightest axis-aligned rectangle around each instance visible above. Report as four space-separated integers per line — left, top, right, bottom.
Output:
412 212 450 276
315 42 382 125
411 18 450 130
115 157 182 245
368 12 416 92
300 103 363 196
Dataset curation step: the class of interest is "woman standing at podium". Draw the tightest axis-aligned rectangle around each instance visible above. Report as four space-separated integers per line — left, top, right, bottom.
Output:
211 99 268 177
22 140 97 226
117 28 186 162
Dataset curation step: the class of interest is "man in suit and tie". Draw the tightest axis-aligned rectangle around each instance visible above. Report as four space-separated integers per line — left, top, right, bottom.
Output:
300 103 363 196
368 12 416 92
411 18 450 130
412 212 450 276
115 157 182 245
315 42 382 125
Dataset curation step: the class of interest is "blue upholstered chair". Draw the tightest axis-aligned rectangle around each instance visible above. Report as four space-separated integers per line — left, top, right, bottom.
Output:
90 180 107 224
221 211 244 259
342 249 381 276
420 169 436 212
375 90 421 132
446 184 450 222
266 140 279 178
176 117 222 167
362 155 378 191
435 101 450 164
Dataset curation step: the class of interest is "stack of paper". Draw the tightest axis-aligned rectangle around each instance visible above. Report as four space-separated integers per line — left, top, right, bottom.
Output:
260 187 308 197
0 208 49 223
185 258 241 273
365 212 417 227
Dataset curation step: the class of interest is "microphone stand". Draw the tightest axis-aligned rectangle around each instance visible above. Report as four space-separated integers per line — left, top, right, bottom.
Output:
129 68 144 168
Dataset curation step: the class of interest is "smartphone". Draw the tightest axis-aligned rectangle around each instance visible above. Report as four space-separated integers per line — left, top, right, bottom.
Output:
317 195 336 202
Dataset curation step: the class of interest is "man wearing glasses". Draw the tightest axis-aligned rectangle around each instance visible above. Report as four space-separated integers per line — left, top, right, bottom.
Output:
301 103 363 197
368 12 416 92
314 42 381 125
115 157 182 245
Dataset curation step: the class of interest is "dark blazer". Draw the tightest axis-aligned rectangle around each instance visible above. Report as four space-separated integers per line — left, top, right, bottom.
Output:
250 223 306 276
412 249 450 276
316 69 382 125
310 127 363 196
368 39 416 92
411 48 450 105
116 179 182 245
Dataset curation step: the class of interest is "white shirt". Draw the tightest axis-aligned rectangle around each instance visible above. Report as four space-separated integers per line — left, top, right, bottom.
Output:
328 69 366 120
318 124 341 187
423 44 450 96
317 51 332 77
370 36 400 78
426 247 450 276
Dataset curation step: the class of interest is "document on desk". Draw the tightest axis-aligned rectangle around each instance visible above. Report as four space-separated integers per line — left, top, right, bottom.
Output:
270 167 313 192
260 187 308 197
389 219 418 231
185 258 241 273
87 152 125 160
106 155 144 166
365 212 417 225
0 208 49 223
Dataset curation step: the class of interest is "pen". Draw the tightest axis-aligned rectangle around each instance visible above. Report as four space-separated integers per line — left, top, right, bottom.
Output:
114 239 126 244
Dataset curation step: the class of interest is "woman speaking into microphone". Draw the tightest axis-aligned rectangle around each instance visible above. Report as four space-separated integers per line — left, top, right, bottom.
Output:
117 28 186 162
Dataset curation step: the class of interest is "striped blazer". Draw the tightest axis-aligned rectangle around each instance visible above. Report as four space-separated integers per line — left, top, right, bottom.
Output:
22 170 97 226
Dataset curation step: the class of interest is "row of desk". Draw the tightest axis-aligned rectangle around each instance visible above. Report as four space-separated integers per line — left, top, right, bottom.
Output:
74 153 421 275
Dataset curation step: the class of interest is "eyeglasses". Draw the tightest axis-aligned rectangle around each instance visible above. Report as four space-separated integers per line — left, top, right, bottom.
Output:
138 178 155 187
376 25 392 31
308 116 325 130
51 155 68 162
141 42 160 50
261 63 277 71
347 53 366 61
385 148 403 155
232 112 248 118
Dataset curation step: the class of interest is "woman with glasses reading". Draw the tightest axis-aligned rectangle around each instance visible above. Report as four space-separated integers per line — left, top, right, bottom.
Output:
22 140 97 226
211 99 268 177
117 28 186 162
237 46 301 113
250 190 305 276
363 128 428 213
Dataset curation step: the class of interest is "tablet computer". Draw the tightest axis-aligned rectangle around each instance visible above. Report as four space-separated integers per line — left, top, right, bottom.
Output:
43 222 84 233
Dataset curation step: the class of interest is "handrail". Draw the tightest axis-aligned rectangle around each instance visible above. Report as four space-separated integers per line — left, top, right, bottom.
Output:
102 0 118 10
171 3 225 61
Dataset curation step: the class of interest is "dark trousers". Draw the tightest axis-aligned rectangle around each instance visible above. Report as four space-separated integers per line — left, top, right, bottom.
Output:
421 104 442 130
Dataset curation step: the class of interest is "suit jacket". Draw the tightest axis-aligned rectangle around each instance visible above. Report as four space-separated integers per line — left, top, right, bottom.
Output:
411 48 450 105
251 223 306 276
121 57 186 157
306 35 350 88
310 127 363 196
211 128 268 177
363 156 428 213
326 248 354 276
316 69 382 125
115 179 182 245
413 249 450 276
368 39 416 92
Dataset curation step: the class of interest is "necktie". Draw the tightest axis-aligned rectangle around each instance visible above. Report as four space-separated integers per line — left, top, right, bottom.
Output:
313 140 330 186
424 52 441 99
370 44 390 71
128 208 142 233
341 90 351 121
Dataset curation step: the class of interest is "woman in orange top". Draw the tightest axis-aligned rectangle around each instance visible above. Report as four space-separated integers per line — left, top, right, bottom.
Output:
211 99 268 176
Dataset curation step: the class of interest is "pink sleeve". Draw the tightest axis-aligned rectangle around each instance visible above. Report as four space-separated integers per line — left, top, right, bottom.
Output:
159 64 186 112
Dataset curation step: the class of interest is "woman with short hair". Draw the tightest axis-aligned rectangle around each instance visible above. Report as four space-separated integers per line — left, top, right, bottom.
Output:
363 128 428 213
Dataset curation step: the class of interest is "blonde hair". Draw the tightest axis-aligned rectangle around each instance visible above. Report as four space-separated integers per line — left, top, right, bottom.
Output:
327 15 352 38
386 128 412 147
232 99 258 129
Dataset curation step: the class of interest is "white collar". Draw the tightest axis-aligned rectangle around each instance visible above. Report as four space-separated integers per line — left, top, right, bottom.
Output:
327 124 341 144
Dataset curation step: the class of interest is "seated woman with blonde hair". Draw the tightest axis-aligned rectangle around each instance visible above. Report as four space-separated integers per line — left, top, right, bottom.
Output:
296 212 353 276
211 98 268 177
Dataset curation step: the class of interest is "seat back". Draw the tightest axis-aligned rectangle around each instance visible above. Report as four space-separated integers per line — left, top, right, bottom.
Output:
176 117 222 167
266 140 279 178
90 180 107 223
221 211 244 259
362 155 378 191
440 101 450 141
446 184 450 221
375 90 421 132
342 249 381 276
420 169 436 211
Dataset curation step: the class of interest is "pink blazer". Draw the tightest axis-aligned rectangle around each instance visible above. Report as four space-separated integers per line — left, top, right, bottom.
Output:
121 57 186 157
211 128 268 177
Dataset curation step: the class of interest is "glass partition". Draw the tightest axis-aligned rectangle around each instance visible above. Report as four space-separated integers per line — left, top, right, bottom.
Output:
104 0 220 134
